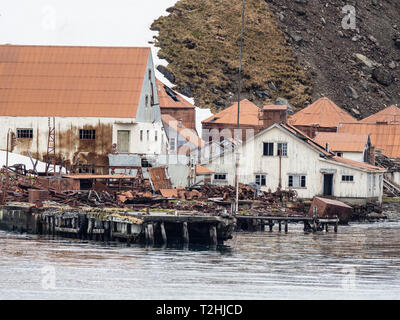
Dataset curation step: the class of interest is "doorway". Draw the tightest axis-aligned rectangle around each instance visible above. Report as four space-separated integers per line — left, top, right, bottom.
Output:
117 130 130 153
323 174 333 196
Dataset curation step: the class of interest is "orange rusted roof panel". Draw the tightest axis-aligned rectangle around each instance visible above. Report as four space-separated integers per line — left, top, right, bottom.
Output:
289 97 357 128
332 156 386 172
314 132 369 152
338 122 400 158
0 44 150 118
195 164 213 174
156 79 195 110
162 114 205 147
202 99 261 126
359 105 400 124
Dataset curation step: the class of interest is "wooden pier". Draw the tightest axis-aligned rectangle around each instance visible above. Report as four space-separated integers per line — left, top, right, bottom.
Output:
0 203 236 245
235 215 339 233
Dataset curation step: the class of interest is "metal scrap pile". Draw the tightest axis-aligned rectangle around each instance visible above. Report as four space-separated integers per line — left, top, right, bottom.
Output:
197 184 297 202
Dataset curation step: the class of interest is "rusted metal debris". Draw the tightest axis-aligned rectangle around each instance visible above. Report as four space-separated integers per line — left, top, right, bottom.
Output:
1 164 302 216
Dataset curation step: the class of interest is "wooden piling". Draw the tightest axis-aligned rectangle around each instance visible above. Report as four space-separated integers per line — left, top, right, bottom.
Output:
325 223 329 232
285 220 288 233
209 224 217 245
147 223 154 244
278 221 282 232
182 222 189 244
269 220 273 232
160 222 167 244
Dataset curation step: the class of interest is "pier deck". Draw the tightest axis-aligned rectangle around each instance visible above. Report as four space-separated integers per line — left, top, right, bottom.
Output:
0 203 236 245
235 214 339 232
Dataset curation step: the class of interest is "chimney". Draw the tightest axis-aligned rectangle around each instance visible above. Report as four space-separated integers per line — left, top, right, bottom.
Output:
260 105 288 128
326 143 330 153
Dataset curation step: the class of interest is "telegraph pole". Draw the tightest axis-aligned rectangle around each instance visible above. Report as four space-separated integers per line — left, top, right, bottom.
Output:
235 0 246 213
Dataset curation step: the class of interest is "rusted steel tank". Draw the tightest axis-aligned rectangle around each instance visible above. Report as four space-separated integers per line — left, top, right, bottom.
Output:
308 197 353 223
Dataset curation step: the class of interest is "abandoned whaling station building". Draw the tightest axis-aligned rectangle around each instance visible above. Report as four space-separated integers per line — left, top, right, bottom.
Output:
0 44 169 169
202 100 386 205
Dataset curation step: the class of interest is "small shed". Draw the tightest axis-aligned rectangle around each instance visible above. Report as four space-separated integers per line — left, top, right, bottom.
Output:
308 197 353 223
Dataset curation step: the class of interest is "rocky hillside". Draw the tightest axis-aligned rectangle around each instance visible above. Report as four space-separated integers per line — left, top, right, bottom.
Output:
151 0 400 117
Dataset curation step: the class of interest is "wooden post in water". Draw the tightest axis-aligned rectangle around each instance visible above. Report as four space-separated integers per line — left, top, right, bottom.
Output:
285 220 288 233
269 220 273 232
278 221 282 232
147 223 154 244
182 222 189 244
160 222 167 244
209 224 217 245
325 223 329 232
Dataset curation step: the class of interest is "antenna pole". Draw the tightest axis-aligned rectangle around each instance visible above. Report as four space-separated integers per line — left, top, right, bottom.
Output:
235 0 246 213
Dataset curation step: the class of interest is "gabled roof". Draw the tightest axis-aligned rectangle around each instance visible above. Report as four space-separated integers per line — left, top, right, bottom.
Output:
0 44 151 118
289 97 357 128
338 122 400 159
359 105 400 124
195 164 213 175
161 114 204 147
314 132 369 153
202 99 261 126
203 121 384 173
156 79 195 109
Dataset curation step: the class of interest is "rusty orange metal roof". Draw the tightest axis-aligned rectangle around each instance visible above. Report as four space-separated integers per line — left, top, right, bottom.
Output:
0 44 150 118
338 122 400 158
156 79 195 110
195 164 213 175
289 97 357 128
202 99 261 126
162 114 205 147
331 156 386 172
314 132 369 152
359 105 400 124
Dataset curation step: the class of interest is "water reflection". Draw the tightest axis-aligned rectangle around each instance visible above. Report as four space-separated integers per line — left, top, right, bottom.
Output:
1 220 400 299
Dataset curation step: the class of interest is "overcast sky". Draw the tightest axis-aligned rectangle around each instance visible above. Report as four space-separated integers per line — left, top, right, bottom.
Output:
0 0 212 132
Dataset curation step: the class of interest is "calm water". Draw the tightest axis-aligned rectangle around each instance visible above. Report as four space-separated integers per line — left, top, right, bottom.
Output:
1 218 400 300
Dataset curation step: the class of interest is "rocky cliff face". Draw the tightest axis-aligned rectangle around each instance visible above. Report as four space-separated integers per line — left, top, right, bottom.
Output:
151 0 400 117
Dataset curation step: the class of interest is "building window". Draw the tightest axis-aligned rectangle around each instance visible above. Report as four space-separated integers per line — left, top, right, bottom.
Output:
17 128 33 139
170 138 176 151
263 142 274 156
79 129 96 140
277 143 288 156
155 130 158 141
289 175 306 188
255 174 266 186
342 175 354 182
145 95 149 107
140 130 143 142
214 174 227 181
336 152 343 157
147 130 150 141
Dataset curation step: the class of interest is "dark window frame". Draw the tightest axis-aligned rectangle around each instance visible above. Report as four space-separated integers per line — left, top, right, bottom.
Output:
342 175 354 182
214 174 227 181
263 142 274 156
277 143 288 156
255 174 266 186
79 129 96 140
17 128 33 139
288 175 306 188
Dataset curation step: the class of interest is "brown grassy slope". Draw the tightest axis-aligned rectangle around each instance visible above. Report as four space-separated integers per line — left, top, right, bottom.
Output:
151 0 312 113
